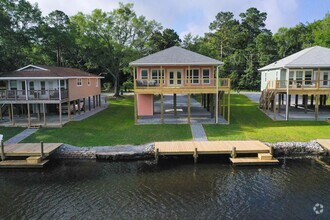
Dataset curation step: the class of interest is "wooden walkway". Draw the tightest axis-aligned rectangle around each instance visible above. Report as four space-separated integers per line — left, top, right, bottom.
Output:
154 140 279 165
316 139 330 152
3 143 62 157
0 143 62 168
155 140 271 155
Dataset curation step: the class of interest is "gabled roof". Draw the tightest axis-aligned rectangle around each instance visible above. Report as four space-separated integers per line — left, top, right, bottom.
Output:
130 46 223 66
259 46 330 71
0 65 102 79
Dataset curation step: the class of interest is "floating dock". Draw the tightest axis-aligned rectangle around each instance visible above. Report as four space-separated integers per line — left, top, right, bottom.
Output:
0 143 62 168
154 140 279 165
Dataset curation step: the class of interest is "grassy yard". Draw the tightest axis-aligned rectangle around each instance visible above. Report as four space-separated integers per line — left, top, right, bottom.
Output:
204 94 330 142
23 97 192 146
0 127 25 141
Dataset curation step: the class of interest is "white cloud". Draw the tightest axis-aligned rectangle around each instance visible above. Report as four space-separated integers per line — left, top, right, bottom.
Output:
27 0 324 38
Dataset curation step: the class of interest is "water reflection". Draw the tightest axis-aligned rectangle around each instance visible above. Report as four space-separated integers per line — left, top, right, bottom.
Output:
0 157 329 219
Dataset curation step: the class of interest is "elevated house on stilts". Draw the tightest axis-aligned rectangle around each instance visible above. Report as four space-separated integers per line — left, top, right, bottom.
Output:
0 65 103 127
259 46 330 121
130 46 231 124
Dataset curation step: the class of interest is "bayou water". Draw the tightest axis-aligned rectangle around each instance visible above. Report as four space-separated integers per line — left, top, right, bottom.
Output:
0 157 329 219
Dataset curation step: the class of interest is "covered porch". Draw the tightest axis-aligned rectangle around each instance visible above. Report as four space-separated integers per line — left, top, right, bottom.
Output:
0 94 105 127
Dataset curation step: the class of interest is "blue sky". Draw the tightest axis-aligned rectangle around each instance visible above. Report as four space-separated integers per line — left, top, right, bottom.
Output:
27 0 329 38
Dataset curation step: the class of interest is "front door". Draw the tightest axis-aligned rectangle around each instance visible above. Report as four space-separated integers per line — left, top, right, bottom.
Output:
168 69 183 86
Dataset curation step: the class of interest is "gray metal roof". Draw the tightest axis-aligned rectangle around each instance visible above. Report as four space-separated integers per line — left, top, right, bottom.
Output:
130 46 223 66
258 46 330 71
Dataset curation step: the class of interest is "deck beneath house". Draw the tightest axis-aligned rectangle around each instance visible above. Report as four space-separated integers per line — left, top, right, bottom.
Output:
154 140 279 165
137 94 228 124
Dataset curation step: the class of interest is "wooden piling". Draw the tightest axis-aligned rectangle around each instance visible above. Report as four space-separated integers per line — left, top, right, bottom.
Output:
1 139 5 161
270 146 274 156
155 148 159 164
188 94 191 124
193 148 198 164
40 141 44 159
231 146 237 158
88 96 91 111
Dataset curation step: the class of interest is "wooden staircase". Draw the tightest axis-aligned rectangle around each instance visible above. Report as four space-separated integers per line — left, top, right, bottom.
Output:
259 89 275 112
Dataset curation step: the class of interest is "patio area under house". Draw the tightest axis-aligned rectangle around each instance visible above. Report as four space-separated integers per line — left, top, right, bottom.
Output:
129 46 231 124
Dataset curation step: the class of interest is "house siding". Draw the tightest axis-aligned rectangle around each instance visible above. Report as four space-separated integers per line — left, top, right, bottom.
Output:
68 78 101 101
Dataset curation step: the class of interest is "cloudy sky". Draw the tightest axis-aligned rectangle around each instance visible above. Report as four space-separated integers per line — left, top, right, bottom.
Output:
27 0 329 38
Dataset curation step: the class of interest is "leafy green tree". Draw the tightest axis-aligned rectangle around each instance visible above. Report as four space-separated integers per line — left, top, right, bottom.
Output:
208 12 242 59
149 28 181 52
71 3 160 96
313 13 330 47
39 10 73 66
0 0 42 72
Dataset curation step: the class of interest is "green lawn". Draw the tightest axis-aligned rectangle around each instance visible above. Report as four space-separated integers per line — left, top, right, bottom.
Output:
0 127 25 141
204 94 330 142
23 97 192 146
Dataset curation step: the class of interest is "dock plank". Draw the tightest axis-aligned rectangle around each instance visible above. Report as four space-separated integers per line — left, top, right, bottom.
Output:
0 159 49 168
230 157 279 166
316 139 330 152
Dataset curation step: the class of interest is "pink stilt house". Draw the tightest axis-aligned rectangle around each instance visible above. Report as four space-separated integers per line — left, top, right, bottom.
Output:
130 46 231 124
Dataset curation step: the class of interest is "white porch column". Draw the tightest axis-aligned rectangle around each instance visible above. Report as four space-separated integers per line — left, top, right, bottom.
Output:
58 80 62 100
25 80 28 100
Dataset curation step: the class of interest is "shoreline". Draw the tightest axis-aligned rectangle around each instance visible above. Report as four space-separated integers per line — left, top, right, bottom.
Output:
51 140 329 161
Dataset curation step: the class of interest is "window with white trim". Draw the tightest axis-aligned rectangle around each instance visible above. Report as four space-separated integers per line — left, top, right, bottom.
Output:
96 79 99 87
203 69 210 84
186 69 200 84
77 78 82 87
289 71 294 85
296 71 303 85
151 69 165 84
304 71 312 85
87 78 91 86
141 69 148 80
10 80 17 90
41 81 46 95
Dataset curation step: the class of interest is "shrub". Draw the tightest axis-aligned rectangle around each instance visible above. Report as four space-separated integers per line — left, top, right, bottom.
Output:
123 81 134 92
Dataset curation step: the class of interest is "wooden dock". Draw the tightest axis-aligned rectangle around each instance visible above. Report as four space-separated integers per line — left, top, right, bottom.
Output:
0 142 62 168
155 140 279 165
3 143 62 157
316 139 330 152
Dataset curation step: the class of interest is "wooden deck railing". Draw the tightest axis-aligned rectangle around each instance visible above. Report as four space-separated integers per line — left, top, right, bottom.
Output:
135 78 230 91
0 89 68 101
266 80 330 90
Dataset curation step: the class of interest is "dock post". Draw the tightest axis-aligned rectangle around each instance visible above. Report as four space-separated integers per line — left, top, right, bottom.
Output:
270 146 274 156
155 148 159 164
1 139 5 161
193 148 198 164
231 147 237 158
40 141 44 159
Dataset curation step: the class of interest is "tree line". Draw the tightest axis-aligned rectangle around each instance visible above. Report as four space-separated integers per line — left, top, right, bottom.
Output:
1 0 329 94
